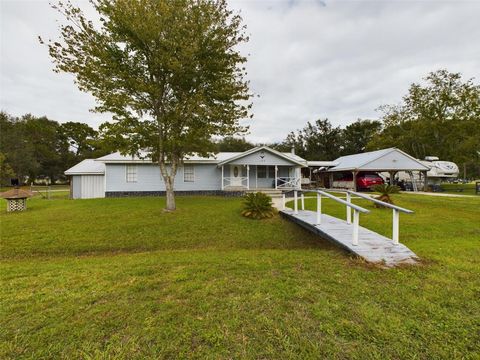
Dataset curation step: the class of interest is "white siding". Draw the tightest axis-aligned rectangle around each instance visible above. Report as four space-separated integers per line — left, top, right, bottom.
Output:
80 175 105 199
105 163 222 192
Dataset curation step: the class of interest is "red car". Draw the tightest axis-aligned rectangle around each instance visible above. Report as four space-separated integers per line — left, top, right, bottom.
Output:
333 172 384 191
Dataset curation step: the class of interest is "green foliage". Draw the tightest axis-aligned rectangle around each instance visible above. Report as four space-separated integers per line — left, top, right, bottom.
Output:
342 119 382 155
43 0 253 210
0 153 15 185
372 184 401 205
0 112 110 185
279 118 343 160
368 70 480 178
241 192 276 219
216 136 255 152
276 118 381 161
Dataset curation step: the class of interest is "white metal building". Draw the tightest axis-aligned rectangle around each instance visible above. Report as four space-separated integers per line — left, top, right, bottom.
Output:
65 159 105 199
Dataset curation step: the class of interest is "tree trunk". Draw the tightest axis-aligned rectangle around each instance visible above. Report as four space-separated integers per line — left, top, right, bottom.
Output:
164 176 176 211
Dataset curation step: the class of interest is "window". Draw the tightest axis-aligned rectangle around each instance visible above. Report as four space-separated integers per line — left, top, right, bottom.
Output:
258 166 275 179
184 165 195 182
126 165 137 183
257 166 267 178
268 166 276 178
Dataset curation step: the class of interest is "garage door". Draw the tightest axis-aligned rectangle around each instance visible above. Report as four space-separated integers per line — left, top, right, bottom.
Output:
81 175 105 199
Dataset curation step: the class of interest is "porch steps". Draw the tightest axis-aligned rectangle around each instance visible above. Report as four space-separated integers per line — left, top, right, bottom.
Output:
246 189 283 198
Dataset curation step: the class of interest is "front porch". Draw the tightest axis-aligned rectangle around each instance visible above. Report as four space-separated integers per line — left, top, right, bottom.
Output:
221 164 301 191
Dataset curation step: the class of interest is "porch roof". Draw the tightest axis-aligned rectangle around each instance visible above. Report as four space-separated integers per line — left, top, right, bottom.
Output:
217 146 307 167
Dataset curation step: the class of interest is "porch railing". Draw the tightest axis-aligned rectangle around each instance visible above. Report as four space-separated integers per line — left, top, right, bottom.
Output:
277 177 300 189
223 176 248 188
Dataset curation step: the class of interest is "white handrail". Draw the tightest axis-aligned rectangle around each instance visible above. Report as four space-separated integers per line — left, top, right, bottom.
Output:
318 188 414 245
288 190 370 246
347 190 414 214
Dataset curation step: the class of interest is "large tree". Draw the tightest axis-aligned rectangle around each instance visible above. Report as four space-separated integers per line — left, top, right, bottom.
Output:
43 0 252 210
341 119 381 156
280 118 343 160
368 70 480 177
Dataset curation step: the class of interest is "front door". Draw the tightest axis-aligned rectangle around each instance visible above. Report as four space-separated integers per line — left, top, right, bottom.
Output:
230 165 242 187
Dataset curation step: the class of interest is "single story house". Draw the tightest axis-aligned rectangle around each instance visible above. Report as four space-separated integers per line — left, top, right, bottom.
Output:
65 146 307 199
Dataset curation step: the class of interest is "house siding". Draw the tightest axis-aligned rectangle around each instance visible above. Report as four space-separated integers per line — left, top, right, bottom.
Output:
229 150 298 166
105 163 222 192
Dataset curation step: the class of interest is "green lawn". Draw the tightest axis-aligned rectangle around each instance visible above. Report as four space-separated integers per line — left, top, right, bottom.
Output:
1 195 479 359
440 182 479 195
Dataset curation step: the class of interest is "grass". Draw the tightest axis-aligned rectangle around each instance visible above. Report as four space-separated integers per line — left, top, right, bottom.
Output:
1 194 479 359
440 182 478 195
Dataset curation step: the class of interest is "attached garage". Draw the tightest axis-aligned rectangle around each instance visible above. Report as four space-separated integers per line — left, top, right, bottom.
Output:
65 159 105 199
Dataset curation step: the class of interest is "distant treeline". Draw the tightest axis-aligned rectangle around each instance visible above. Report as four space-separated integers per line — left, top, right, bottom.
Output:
1 70 479 185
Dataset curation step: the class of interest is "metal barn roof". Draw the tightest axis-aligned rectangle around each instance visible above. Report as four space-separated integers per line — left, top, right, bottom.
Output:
328 148 430 172
93 147 307 165
65 159 105 175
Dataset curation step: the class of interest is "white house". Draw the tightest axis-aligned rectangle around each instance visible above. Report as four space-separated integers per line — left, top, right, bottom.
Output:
65 146 307 199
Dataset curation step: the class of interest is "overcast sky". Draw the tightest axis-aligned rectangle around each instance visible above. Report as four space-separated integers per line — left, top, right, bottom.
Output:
1 0 479 143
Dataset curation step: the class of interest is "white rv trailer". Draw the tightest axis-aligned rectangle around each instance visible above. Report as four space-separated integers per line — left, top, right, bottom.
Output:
384 156 459 189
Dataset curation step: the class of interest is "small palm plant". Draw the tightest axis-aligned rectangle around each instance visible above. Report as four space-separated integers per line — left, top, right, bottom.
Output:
372 184 401 206
241 192 276 219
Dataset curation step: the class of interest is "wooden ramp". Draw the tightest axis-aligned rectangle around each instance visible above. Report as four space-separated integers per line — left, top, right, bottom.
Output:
281 209 419 267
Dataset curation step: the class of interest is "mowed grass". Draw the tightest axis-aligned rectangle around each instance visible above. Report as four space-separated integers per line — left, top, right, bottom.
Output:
1 195 479 359
441 182 479 196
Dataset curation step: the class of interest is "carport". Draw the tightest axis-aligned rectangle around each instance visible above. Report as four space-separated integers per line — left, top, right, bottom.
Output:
324 148 430 191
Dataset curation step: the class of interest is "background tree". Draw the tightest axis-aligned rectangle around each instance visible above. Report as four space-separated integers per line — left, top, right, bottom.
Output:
0 153 16 186
60 122 98 158
43 0 252 210
368 70 480 178
0 112 39 183
341 119 381 155
278 118 343 160
215 137 255 152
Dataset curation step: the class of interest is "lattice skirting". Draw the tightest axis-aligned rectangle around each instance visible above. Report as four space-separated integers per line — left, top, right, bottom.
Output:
7 198 27 212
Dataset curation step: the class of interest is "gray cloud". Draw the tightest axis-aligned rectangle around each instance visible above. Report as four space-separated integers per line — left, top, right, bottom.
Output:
1 0 479 143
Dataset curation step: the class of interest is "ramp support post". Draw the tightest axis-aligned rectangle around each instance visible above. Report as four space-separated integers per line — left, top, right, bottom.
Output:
316 193 322 225
352 209 359 246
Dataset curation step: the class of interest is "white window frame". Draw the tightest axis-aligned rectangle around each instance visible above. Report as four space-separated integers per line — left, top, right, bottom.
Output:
126 165 137 183
183 164 195 182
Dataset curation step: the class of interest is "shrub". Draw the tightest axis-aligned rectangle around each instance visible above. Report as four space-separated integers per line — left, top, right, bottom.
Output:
372 184 401 206
241 192 276 219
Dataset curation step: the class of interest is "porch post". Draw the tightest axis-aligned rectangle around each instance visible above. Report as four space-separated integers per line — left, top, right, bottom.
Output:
246 165 250 190
423 170 428 192
275 165 278 189
221 165 224 190
352 171 358 192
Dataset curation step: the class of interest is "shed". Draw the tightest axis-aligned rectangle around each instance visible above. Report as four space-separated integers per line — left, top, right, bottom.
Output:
65 159 105 199
326 148 430 191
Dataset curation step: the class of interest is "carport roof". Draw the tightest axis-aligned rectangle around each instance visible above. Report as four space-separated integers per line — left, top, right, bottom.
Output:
328 148 430 172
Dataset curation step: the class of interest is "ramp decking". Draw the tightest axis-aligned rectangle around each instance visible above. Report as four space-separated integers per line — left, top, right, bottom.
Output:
281 209 419 267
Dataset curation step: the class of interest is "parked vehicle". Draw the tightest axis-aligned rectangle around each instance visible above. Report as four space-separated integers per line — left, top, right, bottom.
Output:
332 172 384 191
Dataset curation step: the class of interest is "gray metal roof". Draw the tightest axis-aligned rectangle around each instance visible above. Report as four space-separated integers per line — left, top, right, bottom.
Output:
93 147 307 166
307 161 338 167
65 159 105 175
328 148 430 172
